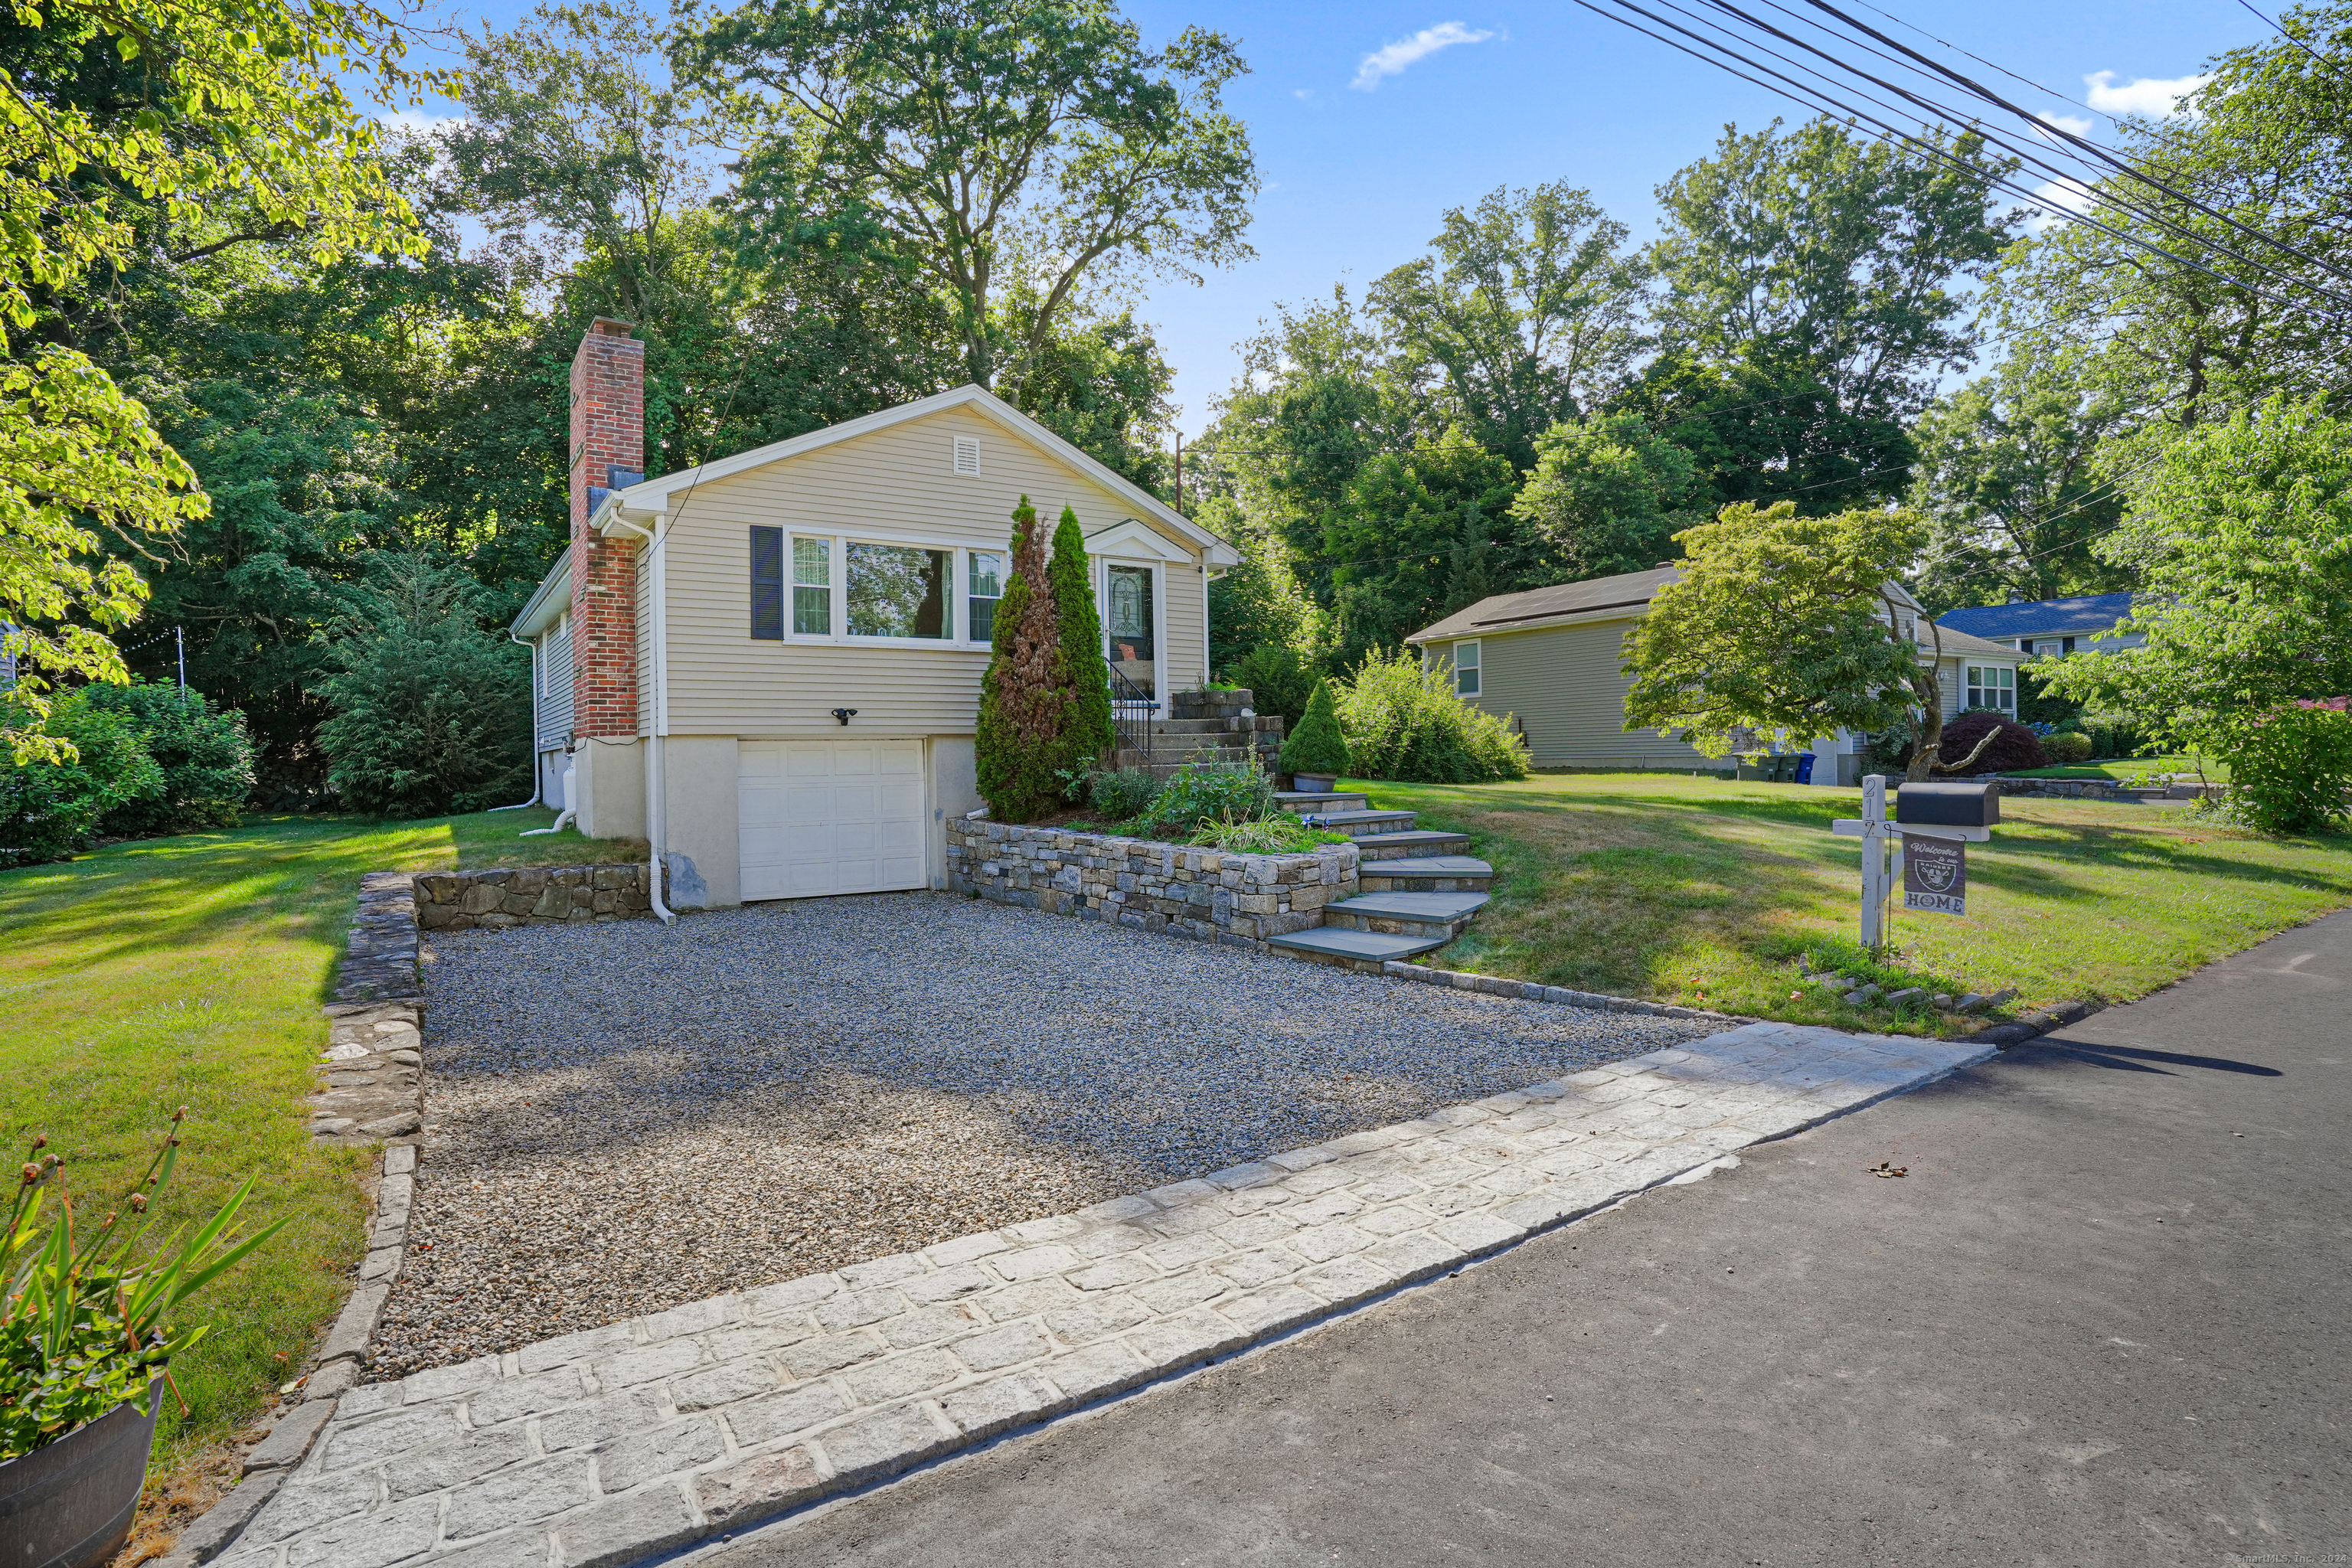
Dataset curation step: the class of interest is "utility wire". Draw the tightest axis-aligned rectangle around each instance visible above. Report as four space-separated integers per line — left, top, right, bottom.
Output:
1575 0 2341 319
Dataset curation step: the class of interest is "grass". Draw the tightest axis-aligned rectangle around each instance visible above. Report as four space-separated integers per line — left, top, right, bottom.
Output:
0 807 641 1501
1347 772 2352 1033
2007 754 2223 782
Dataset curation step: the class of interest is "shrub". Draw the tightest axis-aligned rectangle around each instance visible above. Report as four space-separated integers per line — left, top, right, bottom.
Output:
2043 730 2093 764
1087 766 1162 823
1138 757 1277 835
1332 648 1530 783
77 680 255 836
316 555 532 818
1050 504 1114 773
0 691 165 865
1278 678 1350 777
1220 642 1320 729
975 496 1064 822
1191 815 1349 853
1936 711 2049 776
2212 702 2352 834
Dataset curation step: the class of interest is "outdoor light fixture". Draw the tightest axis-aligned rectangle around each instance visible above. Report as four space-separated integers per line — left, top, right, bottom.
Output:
830 707 858 725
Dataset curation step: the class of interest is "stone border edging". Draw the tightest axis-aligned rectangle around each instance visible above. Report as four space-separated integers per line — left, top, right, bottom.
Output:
158 877 433 1566
221 1022 1996 1568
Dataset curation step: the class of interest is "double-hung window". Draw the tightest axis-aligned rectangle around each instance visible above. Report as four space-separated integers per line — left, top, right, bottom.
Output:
792 537 833 635
1965 664 2015 713
969 553 1004 642
848 542 950 639
1453 640 1481 697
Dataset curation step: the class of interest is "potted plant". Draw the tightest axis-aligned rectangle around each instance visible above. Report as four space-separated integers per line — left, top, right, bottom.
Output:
0 1112 285 1568
1279 678 1350 794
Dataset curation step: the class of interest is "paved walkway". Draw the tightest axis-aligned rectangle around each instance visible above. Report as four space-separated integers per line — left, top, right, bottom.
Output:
220 1021 1990 1568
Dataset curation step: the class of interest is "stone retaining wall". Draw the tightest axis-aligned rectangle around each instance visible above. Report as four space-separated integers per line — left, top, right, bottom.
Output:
413 864 654 930
945 815 1357 946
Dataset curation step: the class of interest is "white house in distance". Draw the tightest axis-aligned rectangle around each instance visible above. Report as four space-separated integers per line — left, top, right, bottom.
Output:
1935 592 2144 658
510 318 1238 909
1406 567 2024 786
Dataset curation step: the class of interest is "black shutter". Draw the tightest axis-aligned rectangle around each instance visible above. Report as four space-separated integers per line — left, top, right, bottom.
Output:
750 527 782 639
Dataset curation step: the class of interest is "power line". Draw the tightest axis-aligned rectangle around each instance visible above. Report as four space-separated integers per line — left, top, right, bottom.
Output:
2233 0 2352 86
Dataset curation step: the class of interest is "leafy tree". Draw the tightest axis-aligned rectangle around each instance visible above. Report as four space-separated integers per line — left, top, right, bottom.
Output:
1607 349 1916 513
1649 118 2019 423
1622 501 1991 780
1907 344 2133 612
1509 411 1701 580
1323 432 1519 657
316 556 533 817
689 0 1259 392
974 495 1063 821
1368 181 1648 470
1202 495 1325 678
2037 397 2352 828
77 681 255 836
1049 503 1114 772
1277 678 1349 777
0 0 429 756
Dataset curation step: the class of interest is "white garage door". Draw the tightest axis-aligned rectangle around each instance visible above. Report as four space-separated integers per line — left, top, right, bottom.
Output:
738 740 927 901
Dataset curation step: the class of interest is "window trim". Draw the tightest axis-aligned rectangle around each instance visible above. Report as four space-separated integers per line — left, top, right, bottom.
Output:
968 549 1006 645
1965 662 2017 714
764 529 1008 648
1453 639 1481 697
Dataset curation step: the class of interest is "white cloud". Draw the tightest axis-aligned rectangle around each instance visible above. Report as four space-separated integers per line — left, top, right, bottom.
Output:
380 107 466 135
2031 176 2096 220
1351 21 1494 91
2082 70 2208 117
2036 112 2094 139
1295 87 1314 100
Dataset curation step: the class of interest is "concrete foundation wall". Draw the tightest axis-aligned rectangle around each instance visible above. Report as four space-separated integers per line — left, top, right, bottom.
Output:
574 737 645 840
658 736 740 909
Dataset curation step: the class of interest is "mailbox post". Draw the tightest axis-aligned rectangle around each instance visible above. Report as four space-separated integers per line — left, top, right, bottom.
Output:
1832 777 1998 951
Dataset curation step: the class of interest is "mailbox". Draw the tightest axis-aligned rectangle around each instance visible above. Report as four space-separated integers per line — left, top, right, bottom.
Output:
1893 779 2000 830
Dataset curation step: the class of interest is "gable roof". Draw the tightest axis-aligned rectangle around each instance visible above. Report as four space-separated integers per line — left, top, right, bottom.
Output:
1407 567 1681 643
1936 592 2135 641
1410 565 2020 663
594 384 1237 567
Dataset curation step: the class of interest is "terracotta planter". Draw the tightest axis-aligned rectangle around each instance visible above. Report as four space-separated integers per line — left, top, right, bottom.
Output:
1291 773 1338 794
0 1375 164 1568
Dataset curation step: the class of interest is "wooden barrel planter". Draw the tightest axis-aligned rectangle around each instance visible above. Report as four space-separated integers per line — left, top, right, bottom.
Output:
0 1376 165 1568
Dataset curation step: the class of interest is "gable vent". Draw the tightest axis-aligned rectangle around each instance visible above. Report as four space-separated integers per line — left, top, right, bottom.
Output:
952 436 980 476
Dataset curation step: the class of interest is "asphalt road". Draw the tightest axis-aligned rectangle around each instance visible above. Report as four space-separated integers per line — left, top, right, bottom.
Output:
703 911 2352 1568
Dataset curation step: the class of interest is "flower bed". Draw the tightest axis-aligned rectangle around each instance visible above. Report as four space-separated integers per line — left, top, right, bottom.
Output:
945 812 1358 946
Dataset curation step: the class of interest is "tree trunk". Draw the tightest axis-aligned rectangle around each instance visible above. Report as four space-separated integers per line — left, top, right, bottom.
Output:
1905 666 1944 782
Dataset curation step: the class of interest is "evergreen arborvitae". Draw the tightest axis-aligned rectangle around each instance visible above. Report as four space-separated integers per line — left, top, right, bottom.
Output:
1050 503 1115 773
1279 677 1351 776
975 496 1063 821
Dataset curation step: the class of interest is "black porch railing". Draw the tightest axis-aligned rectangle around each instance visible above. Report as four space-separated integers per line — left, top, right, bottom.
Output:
1109 667 1158 761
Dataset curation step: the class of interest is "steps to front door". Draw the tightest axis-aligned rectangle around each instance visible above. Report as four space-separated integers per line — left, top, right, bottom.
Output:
1264 789 1493 972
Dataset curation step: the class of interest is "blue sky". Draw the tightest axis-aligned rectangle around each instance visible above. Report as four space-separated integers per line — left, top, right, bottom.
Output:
409 0 2272 438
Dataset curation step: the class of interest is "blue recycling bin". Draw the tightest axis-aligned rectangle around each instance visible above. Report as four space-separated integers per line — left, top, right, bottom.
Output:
1794 752 1816 785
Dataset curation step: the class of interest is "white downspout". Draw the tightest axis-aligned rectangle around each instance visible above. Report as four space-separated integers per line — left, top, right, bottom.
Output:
642 514 676 925
492 631 544 812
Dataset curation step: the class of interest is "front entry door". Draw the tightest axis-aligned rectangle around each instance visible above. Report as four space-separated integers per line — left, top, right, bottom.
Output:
1105 563 1156 701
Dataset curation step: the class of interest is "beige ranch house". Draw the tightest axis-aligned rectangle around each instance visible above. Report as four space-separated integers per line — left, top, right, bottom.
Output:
1407 566 2024 786
512 319 1236 908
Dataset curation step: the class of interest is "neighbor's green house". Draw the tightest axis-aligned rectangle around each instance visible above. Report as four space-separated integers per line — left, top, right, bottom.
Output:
1406 567 2025 786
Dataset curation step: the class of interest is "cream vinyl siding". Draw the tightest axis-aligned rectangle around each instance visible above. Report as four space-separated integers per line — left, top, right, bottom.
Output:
1434 621 1717 769
635 556 656 737
534 623 574 749
652 404 1207 737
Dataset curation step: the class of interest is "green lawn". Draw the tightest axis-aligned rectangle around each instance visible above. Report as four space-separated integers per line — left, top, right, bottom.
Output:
0 808 640 1491
1352 773 2352 1030
2006 755 2223 782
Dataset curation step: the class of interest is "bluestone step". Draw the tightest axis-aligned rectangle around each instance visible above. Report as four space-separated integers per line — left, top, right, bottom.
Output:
1277 791 1369 815
1310 808 1421 837
1327 890 1491 923
1264 926 1449 970
1357 855 1495 893
1351 829 1473 861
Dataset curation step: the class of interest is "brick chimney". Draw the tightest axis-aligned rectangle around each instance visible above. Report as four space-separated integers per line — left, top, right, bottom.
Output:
569 318 645 739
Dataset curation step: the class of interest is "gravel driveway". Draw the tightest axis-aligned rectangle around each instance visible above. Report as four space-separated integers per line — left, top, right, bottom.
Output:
371 893 1713 1380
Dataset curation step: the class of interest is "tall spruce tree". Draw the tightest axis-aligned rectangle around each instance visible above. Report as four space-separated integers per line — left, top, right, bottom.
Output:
975 495 1063 821
1050 504 1115 773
